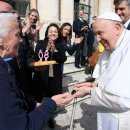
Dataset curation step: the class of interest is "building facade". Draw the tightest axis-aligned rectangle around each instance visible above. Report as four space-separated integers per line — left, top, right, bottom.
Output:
14 0 114 24
30 0 114 24
13 0 114 38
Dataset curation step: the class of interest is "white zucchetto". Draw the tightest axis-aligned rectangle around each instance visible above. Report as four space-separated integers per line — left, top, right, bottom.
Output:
97 12 122 22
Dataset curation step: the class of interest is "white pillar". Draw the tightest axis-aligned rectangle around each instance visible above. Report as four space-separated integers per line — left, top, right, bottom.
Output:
37 0 59 22
30 0 37 9
60 0 74 23
98 0 114 15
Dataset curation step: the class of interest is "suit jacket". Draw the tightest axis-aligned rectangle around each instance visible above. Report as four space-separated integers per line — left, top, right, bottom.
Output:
0 58 56 130
127 22 130 30
73 17 89 37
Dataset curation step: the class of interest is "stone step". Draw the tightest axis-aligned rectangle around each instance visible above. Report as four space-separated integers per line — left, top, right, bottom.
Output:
43 96 97 130
42 57 93 130
65 55 75 64
53 97 96 130
62 71 91 88
63 63 85 74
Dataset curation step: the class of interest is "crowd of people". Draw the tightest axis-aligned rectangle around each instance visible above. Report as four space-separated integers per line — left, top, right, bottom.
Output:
0 0 90 129
0 0 74 129
1 0 130 130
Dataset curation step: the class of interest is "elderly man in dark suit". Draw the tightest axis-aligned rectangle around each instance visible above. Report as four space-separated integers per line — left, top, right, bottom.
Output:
0 12 74 130
73 9 89 68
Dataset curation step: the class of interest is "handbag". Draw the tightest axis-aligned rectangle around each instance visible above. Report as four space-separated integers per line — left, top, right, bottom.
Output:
88 51 102 69
85 64 91 74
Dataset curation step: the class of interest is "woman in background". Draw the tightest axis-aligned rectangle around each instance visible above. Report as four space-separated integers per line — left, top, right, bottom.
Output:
22 9 43 100
60 22 83 74
30 23 67 128
60 22 83 55
22 8 43 50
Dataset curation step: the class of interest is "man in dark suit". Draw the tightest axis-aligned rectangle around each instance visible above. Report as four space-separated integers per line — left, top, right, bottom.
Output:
114 0 130 30
73 9 89 68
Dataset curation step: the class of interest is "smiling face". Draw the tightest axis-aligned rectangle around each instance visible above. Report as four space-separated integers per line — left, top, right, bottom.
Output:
78 10 84 19
47 26 59 41
114 1 130 23
28 11 38 24
62 25 71 37
93 19 122 52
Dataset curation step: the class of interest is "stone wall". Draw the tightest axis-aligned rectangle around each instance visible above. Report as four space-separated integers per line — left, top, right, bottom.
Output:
29 0 114 39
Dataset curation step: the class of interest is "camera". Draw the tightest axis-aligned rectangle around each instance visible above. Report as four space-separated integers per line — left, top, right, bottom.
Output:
31 24 36 29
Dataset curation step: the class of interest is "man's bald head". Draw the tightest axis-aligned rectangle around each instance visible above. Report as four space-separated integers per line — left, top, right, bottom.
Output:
0 0 13 12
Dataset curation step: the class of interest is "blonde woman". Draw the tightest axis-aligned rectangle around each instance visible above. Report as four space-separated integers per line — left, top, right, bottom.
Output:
22 8 43 50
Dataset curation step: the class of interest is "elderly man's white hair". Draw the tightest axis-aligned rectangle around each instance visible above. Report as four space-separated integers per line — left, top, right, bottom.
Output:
0 13 17 38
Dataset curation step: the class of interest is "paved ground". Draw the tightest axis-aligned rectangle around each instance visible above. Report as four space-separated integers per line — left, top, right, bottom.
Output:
43 97 97 130
42 55 97 130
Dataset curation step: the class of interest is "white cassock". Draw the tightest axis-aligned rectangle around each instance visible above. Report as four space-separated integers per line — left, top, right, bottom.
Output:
91 29 130 130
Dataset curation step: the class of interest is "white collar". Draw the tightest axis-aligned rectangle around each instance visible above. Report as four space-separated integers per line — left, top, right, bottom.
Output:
79 17 83 22
113 29 126 50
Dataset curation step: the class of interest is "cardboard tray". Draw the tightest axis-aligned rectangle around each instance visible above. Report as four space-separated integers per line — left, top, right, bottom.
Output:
29 60 57 67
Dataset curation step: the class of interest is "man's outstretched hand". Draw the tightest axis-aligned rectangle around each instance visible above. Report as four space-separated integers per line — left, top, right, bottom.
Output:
52 93 75 106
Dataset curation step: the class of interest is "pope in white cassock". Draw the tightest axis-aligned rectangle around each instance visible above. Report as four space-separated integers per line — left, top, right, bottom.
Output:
73 12 130 130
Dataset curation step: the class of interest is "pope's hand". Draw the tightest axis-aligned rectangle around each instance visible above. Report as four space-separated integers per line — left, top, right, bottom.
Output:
73 82 92 88
72 82 93 98
73 86 91 98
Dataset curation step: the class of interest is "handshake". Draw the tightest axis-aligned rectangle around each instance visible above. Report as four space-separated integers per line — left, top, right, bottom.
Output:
51 82 94 106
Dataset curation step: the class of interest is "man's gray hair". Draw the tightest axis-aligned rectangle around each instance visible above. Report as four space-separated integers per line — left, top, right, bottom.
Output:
113 0 130 6
0 13 17 38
